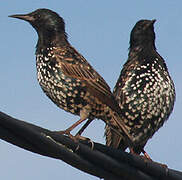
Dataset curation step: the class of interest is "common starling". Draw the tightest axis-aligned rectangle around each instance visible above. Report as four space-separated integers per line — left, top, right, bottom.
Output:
105 20 175 156
9 9 133 144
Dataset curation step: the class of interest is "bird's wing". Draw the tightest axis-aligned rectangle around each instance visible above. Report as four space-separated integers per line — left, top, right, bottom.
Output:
52 47 121 113
53 47 134 144
113 56 139 103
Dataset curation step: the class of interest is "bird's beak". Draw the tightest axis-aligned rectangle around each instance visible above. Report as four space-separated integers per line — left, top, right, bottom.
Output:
151 19 156 25
144 19 156 30
9 14 34 22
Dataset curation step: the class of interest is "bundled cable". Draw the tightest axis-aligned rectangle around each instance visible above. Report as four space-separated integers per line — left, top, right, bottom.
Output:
0 111 181 180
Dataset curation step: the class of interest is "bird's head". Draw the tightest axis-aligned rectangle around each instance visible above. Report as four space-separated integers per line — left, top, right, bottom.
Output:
129 19 156 49
9 9 65 34
9 9 67 49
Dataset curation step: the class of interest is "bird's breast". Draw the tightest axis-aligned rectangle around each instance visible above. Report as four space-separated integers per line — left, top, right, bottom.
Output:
35 53 90 115
35 52 112 120
116 57 175 142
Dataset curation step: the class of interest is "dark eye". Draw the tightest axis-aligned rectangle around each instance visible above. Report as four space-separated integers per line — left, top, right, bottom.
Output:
34 14 41 20
136 25 142 31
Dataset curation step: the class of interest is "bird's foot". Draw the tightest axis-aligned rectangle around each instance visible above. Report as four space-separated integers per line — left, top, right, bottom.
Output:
140 154 168 169
54 130 94 149
54 129 77 141
75 134 89 141
141 151 168 168
130 148 152 162
132 149 167 168
75 134 94 149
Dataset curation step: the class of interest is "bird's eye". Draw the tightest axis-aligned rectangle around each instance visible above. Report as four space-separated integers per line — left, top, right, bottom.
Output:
34 14 41 20
137 26 142 31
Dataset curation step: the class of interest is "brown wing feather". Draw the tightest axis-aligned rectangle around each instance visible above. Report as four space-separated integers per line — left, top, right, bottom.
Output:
53 46 122 114
52 46 134 144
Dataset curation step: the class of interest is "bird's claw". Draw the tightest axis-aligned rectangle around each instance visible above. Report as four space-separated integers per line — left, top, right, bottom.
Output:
75 135 94 149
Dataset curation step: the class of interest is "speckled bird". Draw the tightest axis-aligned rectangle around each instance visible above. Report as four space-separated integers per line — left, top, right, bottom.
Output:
9 9 133 144
105 19 175 156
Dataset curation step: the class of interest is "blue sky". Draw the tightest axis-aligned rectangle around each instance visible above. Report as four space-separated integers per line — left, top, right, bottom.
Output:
0 1 181 179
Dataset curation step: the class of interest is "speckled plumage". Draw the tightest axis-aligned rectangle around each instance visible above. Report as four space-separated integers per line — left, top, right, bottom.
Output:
105 20 175 154
35 45 115 121
10 9 133 144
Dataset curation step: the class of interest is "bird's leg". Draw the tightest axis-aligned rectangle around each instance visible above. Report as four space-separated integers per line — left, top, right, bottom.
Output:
74 118 95 149
75 118 94 136
141 149 168 168
56 107 91 140
129 147 136 155
129 147 143 157
56 117 88 137
141 149 152 160
140 150 167 167
130 147 152 162
73 107 96 145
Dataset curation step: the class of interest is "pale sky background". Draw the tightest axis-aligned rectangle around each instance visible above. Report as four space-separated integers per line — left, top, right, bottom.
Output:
0 1 182 179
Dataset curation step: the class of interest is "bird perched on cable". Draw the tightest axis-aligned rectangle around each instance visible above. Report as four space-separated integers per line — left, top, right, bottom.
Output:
105 19 175 157
9 8 133 144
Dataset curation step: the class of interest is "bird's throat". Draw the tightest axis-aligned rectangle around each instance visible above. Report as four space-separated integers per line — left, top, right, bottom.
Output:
36 31 68 54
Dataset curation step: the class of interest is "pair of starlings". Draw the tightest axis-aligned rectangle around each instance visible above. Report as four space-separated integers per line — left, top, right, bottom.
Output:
9 9 175 158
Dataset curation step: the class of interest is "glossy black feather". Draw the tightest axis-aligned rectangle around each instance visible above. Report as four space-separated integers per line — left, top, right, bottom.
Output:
10 9 133 143
105 20 175 154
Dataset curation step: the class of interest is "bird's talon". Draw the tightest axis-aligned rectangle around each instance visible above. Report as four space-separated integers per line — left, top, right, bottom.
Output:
88 139 94 150
74 134 90 141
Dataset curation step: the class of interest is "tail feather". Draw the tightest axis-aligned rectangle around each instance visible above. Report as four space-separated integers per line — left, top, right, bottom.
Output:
107 111 134 148
105 124 128 151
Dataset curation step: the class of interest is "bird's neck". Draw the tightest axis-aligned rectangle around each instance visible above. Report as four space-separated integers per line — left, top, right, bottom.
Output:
130 42 156 53
128 43 156 59
36 31 68 54
130 40 156 50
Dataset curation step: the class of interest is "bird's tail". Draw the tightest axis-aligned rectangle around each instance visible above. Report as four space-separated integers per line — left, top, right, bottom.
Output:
105 111 134 150
105 124 127 150
104 114 129 180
